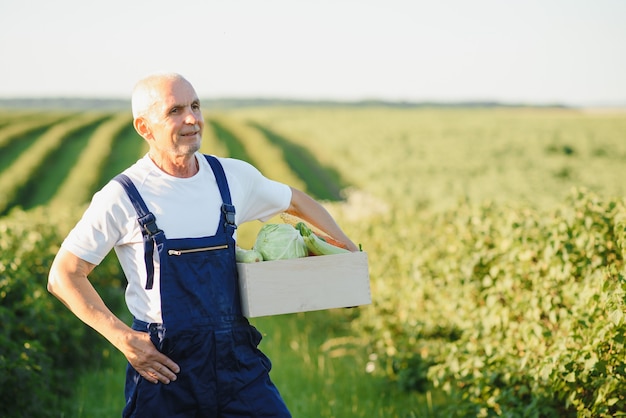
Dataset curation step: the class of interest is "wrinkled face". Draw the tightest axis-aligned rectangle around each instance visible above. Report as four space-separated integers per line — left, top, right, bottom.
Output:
137 77 204 158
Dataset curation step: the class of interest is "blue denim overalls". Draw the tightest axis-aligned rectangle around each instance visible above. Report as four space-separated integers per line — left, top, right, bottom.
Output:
114 155 291 418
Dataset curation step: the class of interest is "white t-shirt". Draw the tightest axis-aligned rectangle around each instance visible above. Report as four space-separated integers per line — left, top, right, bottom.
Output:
62 153 292 323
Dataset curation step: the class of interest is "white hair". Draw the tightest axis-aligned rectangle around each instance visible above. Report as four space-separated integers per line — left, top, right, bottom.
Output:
131 71 188 119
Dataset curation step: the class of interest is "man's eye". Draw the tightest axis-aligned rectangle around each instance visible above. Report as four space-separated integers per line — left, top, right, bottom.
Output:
192 104 201 110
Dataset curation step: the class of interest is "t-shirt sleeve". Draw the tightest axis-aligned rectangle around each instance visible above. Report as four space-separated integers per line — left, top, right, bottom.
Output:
222 158 292 224
61 182 139 265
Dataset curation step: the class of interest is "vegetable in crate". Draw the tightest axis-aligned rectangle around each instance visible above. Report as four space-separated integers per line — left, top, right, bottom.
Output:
253 223 308 260
295 222 350 256
235 247 263 263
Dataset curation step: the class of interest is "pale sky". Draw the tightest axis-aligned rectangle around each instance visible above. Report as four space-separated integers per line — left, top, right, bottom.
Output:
1 0 624 106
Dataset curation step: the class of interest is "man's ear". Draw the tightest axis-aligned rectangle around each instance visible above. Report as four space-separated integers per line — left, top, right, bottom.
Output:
134 117 153 141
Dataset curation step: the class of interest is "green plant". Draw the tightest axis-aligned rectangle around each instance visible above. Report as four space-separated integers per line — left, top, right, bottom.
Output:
0 208 125 418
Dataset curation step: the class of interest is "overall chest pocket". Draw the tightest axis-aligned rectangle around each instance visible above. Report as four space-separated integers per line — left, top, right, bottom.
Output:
167 244 229 256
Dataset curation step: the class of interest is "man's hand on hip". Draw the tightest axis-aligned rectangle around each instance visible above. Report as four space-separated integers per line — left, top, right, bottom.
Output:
123 330 181 385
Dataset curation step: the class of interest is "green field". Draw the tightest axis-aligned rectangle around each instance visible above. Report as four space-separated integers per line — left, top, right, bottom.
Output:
1 106 626 417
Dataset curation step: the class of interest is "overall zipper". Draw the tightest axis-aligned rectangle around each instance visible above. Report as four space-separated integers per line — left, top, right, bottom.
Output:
168 244 229 256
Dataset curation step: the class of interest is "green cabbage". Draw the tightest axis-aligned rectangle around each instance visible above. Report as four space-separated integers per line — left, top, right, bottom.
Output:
253 223 308 261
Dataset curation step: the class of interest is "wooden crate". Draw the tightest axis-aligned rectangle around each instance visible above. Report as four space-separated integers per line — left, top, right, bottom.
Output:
237 251 370 318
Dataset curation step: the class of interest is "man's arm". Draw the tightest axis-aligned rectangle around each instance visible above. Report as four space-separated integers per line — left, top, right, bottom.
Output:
47 248 180 384
285 187 359 252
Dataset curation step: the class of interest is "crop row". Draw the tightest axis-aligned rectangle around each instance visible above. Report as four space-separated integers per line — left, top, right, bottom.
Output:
0 112 109 215
0 110 348 219
49 113 134 208
346 189 626 416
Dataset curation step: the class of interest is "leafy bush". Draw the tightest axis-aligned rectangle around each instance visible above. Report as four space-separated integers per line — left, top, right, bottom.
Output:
0 208 125 418
355 189 626 416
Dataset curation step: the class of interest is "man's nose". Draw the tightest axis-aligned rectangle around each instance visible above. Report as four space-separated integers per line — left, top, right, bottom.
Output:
184 110 200 124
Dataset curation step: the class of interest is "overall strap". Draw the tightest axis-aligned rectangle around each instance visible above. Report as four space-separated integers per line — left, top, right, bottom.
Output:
204 155 237 234
113 174 163 290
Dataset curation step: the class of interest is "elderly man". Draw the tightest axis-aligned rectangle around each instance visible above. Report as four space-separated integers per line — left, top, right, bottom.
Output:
48 72 357 417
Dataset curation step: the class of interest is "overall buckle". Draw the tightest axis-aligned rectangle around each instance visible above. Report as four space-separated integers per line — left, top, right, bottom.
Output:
221 203 237 228
139 213 162 236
